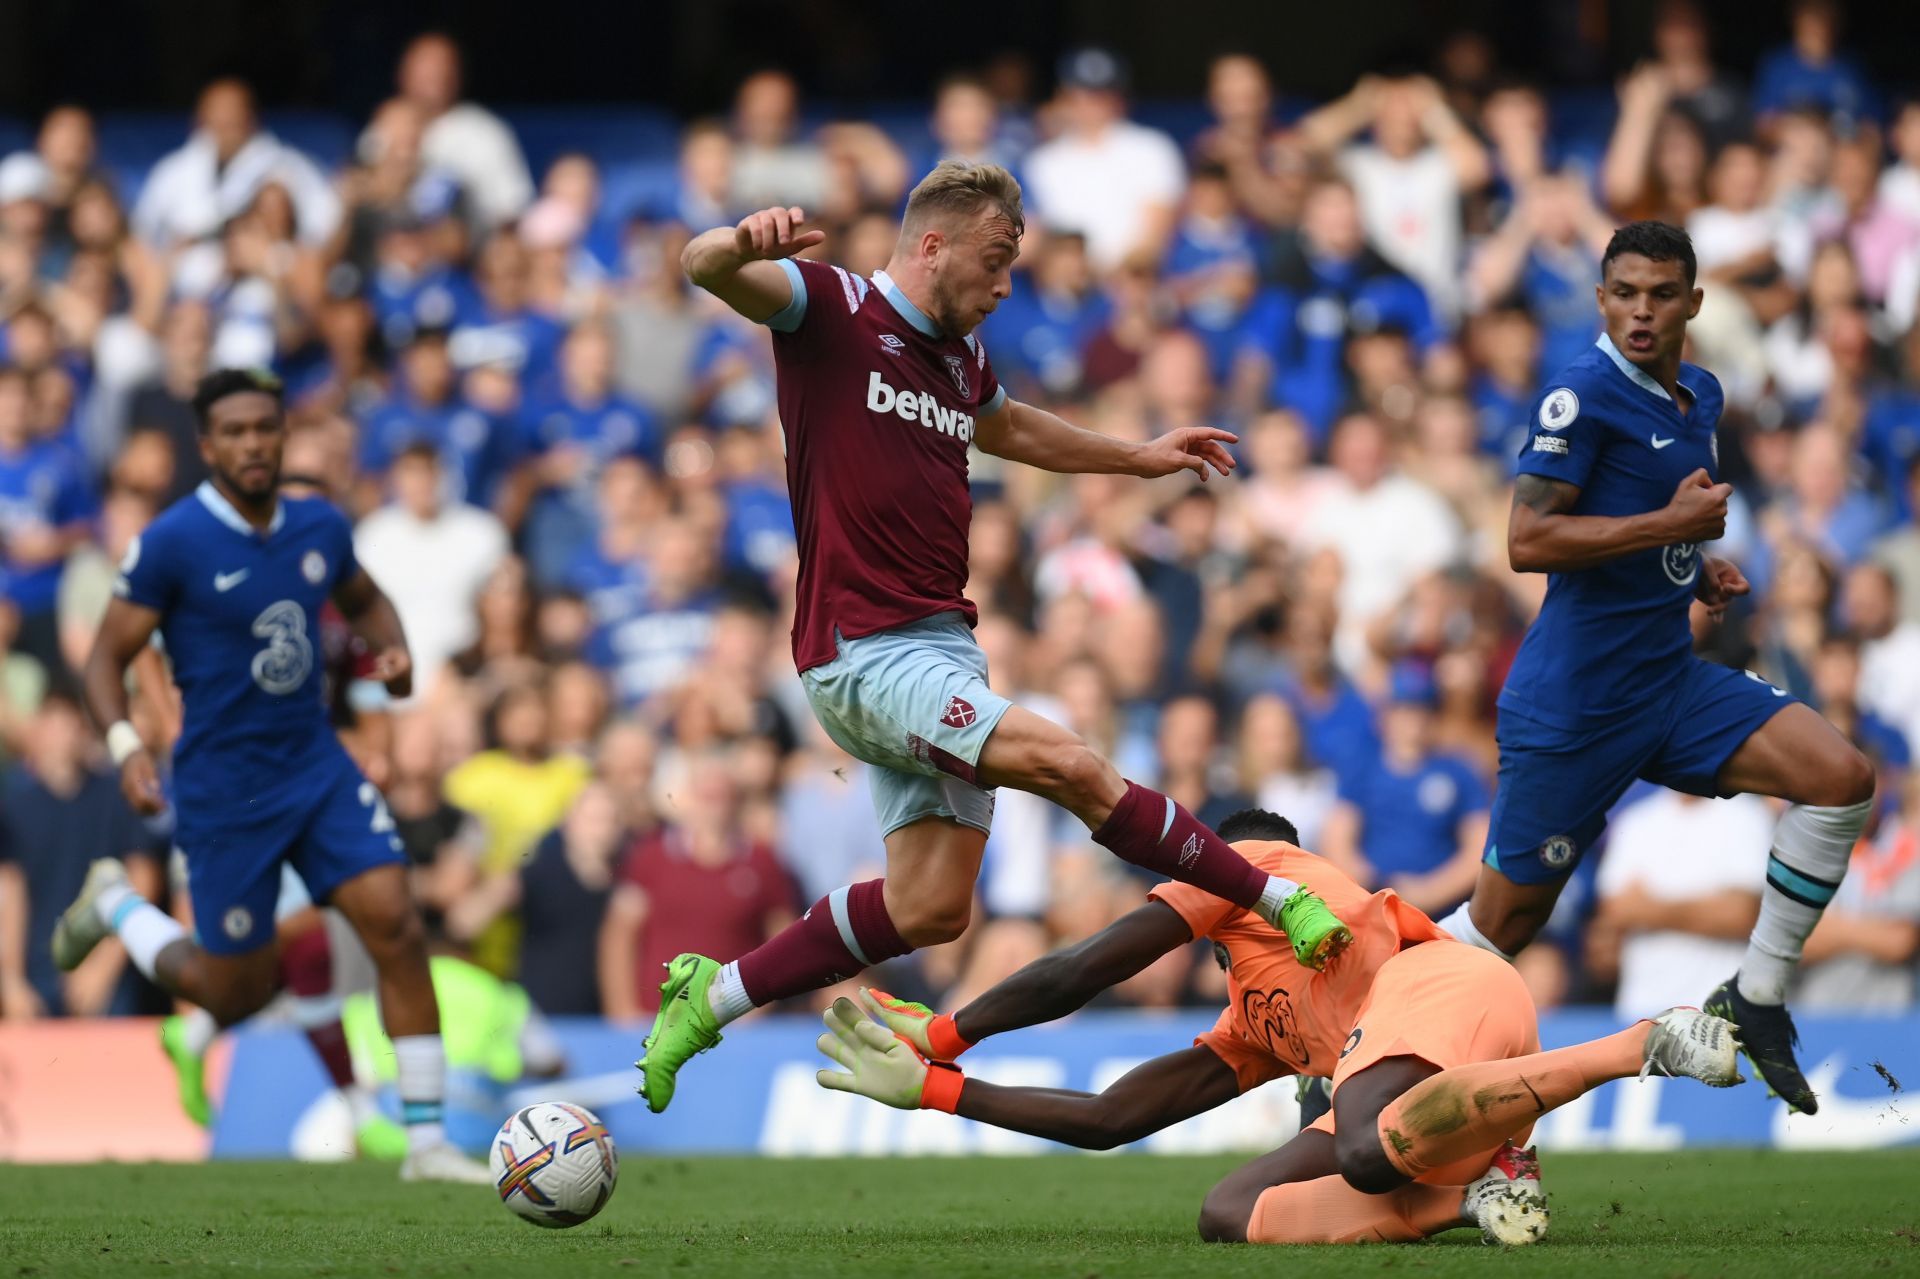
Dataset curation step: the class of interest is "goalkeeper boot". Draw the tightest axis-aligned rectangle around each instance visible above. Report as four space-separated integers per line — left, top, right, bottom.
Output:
1462 1143 1548 1247
635 953 724 1114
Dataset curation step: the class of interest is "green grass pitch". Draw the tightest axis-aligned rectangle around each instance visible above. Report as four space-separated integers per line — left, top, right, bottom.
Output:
3 1152 1916 1277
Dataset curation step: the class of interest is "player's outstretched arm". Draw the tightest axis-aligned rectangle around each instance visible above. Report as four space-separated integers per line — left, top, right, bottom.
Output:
333 568 413 699
1508 468 1730 573
83 597 165 814
817 999 1242 1149
681 206 825 324
876 902 1194 1057
974 399 1237 483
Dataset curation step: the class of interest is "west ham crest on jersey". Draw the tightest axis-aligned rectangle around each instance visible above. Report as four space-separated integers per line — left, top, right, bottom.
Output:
943 354 970 397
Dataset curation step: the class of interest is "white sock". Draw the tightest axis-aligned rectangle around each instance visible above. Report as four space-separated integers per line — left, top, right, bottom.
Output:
708 961 754 1026
104 896 188 981
392 1034 446 1152
93 880 138 927
1257 875 1304 920
1435 902 1516 962
180 1006 219 1057
1738 799 1869 1004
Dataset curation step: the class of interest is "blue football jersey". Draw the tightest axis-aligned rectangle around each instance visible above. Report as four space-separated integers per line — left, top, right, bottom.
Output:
1497 334 1726 730
116 483 358 809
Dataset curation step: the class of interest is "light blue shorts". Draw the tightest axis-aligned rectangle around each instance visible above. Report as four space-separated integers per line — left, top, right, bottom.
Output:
800 612 1012 838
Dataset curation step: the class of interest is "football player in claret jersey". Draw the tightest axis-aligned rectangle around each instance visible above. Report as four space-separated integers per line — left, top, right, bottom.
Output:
53 368 486 1182
1435 222 1877 1115
813 809 1741 1248
638 161 1351 1112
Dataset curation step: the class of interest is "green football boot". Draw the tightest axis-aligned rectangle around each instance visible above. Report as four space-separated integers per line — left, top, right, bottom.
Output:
1275 887 1353 970
635 953 724 1114
159 1015 214 1129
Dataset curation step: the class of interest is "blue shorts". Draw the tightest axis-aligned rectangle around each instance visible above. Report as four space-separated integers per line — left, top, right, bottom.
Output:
176 746 406 955
799 612 1012 838
1486 659 1795 884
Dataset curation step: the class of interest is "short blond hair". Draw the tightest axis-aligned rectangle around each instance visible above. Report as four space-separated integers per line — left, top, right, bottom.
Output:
902 160 1024 238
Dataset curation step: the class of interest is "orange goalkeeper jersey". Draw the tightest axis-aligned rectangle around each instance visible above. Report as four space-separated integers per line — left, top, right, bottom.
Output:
1148 840 1450 1089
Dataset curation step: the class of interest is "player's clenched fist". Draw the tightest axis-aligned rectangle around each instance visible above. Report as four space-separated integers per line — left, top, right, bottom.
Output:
1663 468 1731 542
733 206 827 261
120 749 165 816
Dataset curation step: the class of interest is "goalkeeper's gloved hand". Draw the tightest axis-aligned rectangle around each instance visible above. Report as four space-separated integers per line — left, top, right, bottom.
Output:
858 986 975 1062
815 997 965 1112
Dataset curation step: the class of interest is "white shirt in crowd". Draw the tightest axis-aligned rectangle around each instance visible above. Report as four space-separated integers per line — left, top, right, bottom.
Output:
1686 204 1781 275
1299 474 1463 670
357 102 533 231
1858 620 1920 758
1341 144 1460 318
133 129 340 249
353 498 509 692
1597 789 1774 1019
1024 121 1185 271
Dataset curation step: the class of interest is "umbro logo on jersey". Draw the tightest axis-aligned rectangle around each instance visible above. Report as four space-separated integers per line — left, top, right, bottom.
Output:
214 569 250 592
1651 434 1676 449
1178 833 1203 868
879 334 905 355
866 371 974 443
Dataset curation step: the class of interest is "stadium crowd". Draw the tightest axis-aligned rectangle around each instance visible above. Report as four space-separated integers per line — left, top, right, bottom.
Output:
1 2 1918 1035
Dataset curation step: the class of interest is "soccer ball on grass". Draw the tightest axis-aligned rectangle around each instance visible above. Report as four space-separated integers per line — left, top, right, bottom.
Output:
489 1101 619 1228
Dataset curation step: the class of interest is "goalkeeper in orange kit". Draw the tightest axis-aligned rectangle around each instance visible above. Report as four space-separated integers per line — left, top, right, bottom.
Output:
816 809 1744 1246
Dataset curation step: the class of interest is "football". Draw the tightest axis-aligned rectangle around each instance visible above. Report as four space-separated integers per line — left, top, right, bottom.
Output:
488 1102 619 1228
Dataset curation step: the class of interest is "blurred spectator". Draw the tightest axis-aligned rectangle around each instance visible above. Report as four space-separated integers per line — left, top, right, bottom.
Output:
1299 73 1490 318
448 780 621 1016
519 321 662 584
1844 562 1920 751
358 328 516 512
132 79 339 269
929 74 1024 175
1320 664 1488 916
0 365 95 673
0 691 161 1018
354 443 509 691
1154 695 1250 833
123 302 213 504
574 484 722 711
1235 692 1339 849
442 681 592 972
1024 48 1185 270
338 97 470 288
382 32 533 230
728 70 830 213
1602 64 1710 224
1795 770 1920 1010
980 230 1106 400
1587 790 1772 1017
1753 0 1876 131
600 751 795 1018
1300 412 1464 668
1237 179 1439 438
1647 1 1749 146
1192 54 1306 229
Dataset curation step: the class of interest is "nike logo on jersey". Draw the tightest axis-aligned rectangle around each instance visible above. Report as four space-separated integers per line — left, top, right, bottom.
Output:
214 569 250 592
1650 435 1676 449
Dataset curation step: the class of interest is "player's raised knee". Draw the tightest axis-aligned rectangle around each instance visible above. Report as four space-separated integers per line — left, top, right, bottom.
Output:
1821 746 1876 808
354 897 426 963
1196 1187 1251 1243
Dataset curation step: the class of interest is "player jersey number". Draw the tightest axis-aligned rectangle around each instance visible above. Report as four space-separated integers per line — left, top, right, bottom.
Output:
358 782 396 833
250 600 314 695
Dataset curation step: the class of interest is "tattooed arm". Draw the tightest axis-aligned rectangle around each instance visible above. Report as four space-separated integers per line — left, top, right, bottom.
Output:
1507 468 1730 574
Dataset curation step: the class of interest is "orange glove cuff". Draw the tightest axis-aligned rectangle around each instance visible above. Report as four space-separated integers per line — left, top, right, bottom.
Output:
920 1062 965 1114
927 1013 974 1061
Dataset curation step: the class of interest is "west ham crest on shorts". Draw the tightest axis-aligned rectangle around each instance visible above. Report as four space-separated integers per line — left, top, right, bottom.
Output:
943 354 970 397
940 695 976 728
